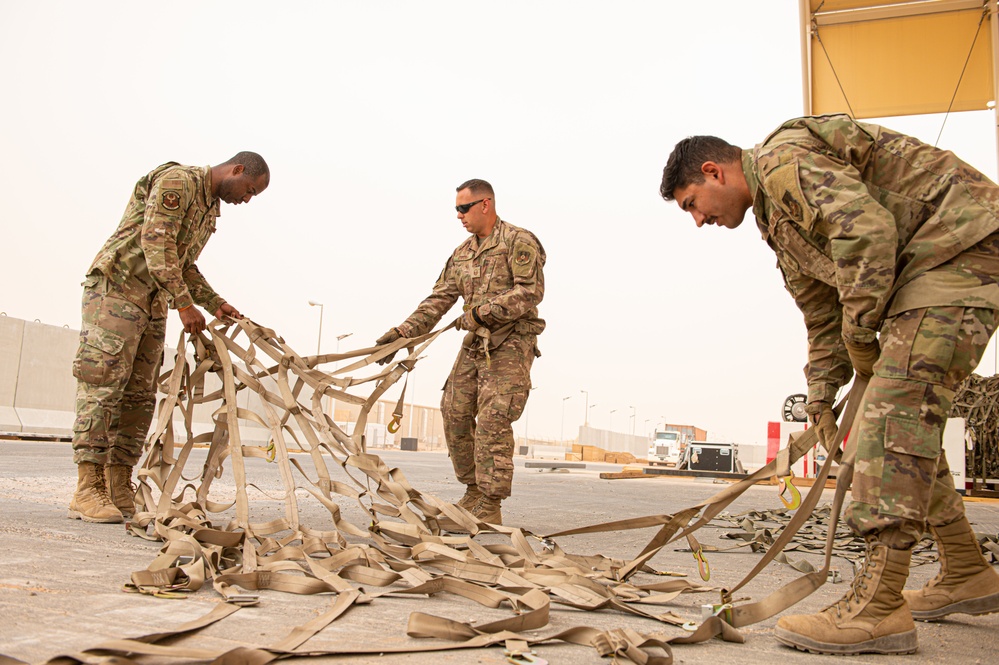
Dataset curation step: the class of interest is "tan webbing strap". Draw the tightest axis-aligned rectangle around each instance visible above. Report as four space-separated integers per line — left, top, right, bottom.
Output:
543 394 852 573
31 318 879 665
726 378 867 626
536 384 865 630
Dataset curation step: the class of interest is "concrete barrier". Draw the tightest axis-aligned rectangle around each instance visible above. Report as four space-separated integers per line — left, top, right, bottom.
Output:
0 316 25 432
0 315 441 450
528 444 571 460
14 320 78 435
578 425 649 457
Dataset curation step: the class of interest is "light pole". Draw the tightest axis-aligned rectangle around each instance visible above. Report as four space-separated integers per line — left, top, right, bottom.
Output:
580 389 589 426
561 395 572 443
629 406 636 436
609 408 617 432
334 332 353 370
644 419 651 438
308 300 324 356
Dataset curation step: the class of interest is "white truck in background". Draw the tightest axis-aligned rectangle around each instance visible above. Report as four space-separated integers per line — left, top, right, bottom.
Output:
648 430 685 467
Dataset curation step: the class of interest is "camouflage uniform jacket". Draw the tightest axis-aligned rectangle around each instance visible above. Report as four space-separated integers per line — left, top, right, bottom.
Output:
87 162 225 317
744 114 999 404
396 218 546 340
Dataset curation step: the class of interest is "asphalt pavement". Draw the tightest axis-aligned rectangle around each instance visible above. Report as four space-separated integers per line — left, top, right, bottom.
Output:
2 440 998 664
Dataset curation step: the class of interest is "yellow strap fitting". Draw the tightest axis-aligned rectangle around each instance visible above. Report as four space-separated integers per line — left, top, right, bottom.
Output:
777 473 801 510
713 602 733 624
387 417 401 434
265 441 276 463
693 546 711 581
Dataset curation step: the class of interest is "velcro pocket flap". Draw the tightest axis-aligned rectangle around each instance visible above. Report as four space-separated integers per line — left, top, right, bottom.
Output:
884 415 941 459
81 321 125 356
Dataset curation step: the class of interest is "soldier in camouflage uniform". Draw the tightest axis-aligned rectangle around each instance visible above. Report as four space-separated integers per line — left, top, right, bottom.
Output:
375 179 545 525
70 152 269 524
661 115 999 655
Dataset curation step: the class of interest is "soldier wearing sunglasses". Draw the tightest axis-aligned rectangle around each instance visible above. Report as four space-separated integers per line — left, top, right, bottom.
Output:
375 179 546 525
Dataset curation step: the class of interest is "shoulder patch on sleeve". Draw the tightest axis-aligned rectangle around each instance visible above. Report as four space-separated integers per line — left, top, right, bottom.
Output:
160 191 181 211
512 240 537 277
764 162 815 230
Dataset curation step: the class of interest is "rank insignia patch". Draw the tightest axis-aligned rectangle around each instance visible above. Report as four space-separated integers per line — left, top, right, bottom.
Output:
781 191 802 220
161 191 181 210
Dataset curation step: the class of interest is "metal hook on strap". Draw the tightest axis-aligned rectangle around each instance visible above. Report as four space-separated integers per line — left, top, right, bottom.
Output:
387 417 401 434
693 545 711 581
265 441 276 463
777 472 801 510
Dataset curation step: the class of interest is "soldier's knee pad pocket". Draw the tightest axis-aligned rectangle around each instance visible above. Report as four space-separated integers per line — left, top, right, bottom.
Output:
879 415 940 518
73 415 92 435
73 321 126 386
488 391 528 421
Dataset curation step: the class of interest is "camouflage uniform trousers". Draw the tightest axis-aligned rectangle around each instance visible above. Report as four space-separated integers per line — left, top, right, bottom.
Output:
846 305 997 549
441 332 536 500
71 273 165 467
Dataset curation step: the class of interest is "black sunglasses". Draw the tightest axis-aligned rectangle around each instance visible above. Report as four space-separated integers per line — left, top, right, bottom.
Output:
456 198 490 214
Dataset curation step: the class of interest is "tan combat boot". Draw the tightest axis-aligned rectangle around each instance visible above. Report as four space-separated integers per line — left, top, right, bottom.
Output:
105 464 136 518
775 540 917 655
68 462 123 524
456 484 483 511
472 496 502 525
903 517 999 620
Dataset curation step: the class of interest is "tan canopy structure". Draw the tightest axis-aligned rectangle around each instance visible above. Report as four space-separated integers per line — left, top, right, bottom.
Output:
799 0 997 157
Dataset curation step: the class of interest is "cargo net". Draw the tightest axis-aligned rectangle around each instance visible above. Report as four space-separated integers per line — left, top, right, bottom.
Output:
951 373 999 486
124 319 736 663
112 320 992 663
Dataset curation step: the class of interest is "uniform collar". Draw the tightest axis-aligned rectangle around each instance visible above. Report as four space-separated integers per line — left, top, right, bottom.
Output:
742 149 761 206
472 217 503 255
203 165 221 216
742 149 768 241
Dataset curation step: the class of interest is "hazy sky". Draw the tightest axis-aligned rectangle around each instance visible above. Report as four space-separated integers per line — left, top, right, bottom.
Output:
2 1 996 446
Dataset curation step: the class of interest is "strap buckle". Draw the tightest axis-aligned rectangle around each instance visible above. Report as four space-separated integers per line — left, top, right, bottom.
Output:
701 602 733 623
225 593 261 606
